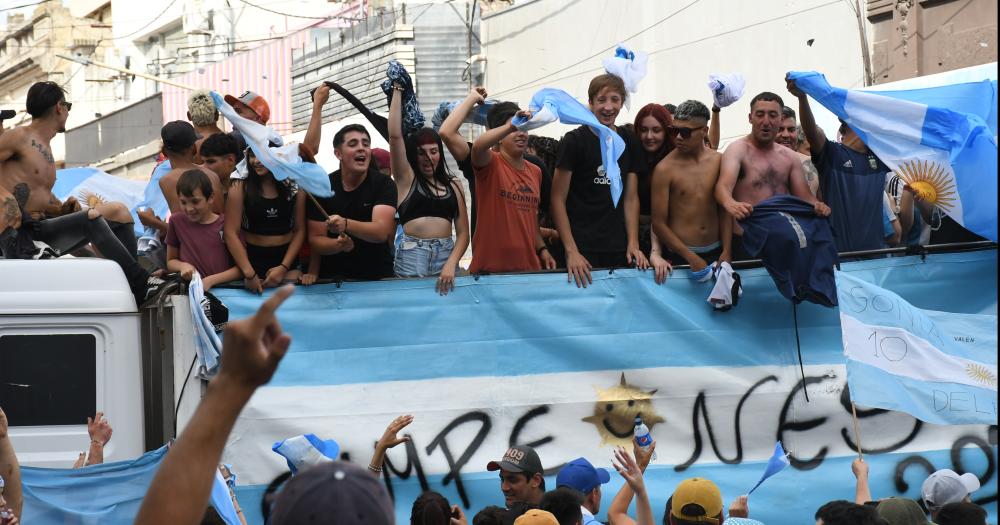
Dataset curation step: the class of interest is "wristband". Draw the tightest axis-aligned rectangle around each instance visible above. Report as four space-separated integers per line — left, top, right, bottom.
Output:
712 105 721 113
244 272 256 280
368 464 383 473
279 263 289 271
91 439 105 446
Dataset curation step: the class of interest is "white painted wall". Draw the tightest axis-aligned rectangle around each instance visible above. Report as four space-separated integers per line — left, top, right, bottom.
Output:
480 0 867 147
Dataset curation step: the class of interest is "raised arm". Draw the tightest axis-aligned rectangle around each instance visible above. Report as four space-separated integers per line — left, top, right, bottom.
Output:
439 88 486 163
852 458 873 504
369 415 413 477
607 441 655 525
470 112 526 168
715 144 753 220
786 76 827 157
303 84 329 157
0 406 23 520
85 411 113 466
708 106 721 150
135 286 294 525
388 84 414 192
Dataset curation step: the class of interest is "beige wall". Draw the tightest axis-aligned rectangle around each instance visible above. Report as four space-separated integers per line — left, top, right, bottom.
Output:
481 0 867 148
868 0 997 84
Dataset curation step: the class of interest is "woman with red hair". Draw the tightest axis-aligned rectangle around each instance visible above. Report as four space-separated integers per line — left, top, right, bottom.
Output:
633 103 674 283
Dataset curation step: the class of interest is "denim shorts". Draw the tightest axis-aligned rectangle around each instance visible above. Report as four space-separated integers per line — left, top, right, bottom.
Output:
393 233 455 278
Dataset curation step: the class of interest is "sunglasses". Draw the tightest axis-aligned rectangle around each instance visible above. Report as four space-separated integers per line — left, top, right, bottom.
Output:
60 101 73 111
666 126 699 139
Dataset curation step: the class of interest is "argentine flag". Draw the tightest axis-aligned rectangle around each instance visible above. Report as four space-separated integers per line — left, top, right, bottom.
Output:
836 271 997 425
53 167 153 235
788 71 998 242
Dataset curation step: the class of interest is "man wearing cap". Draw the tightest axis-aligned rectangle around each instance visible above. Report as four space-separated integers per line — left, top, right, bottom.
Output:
222 91 279 152
487 445 546 508
556 458 610 525
157 121 225 218
921 469 980 521
669 477 724 525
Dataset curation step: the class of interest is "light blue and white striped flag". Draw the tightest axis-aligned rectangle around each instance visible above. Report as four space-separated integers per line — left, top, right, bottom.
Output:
53 167 151 235
836 271 997 425
788 71 998 242
210 91 333 197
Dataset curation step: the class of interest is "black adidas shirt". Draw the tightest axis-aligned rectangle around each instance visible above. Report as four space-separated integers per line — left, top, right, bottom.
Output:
555 125 642 254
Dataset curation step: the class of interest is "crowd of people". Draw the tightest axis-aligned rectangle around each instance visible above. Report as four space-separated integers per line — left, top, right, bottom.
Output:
1 62 985 302
0 61 993 525
3 287 988 525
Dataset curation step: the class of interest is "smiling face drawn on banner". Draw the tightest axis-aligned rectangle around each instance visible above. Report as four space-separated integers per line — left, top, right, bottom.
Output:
582 373 664 446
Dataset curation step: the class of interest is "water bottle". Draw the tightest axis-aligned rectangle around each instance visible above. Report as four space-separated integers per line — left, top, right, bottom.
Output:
634 416 657 460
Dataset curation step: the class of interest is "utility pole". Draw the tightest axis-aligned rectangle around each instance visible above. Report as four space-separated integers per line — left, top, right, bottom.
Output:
854 0 874 86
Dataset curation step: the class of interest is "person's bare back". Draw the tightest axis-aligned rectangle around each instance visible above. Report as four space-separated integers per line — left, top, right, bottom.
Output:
160 165 225 215
657 148 723 247
0 127 63 218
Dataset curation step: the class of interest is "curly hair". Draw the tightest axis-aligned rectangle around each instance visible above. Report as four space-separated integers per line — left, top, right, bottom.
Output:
187 89 218 127
410 491 451 525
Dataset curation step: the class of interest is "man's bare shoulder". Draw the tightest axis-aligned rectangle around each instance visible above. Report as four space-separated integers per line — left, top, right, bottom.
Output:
0 126 29 148
721 137 749 157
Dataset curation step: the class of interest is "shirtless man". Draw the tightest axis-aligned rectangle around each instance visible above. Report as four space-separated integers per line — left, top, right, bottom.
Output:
651 100 730 271
715 92 830 225
186 89 224 164
0 81 161 302
141 121 225 236
775 105 820 197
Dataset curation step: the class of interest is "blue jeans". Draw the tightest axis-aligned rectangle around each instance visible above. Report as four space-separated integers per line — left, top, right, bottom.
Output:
393 233 455 277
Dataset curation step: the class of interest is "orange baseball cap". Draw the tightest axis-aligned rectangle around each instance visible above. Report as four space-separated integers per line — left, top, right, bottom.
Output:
224 90 271 124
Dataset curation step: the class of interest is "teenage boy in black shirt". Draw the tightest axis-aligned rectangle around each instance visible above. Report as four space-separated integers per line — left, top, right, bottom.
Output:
552 74 647 288
305 124 397 280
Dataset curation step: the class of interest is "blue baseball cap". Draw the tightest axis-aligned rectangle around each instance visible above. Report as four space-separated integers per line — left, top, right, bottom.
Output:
556 457 610 494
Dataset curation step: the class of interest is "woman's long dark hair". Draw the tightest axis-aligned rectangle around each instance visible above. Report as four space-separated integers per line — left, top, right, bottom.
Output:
242 144 314 208
410 491 451 525
633 103 674 170
405 128 454 191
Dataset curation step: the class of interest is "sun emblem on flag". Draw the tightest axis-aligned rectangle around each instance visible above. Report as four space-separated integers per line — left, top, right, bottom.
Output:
582 373 664 447
77 190 108 209
966 363 997 387
893 160 958 212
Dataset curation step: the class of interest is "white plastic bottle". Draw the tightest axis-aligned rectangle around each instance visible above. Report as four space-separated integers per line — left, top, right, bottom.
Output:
634 416 657 460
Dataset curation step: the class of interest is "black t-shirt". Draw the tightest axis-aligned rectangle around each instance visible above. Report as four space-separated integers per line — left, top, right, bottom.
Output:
556 125 642 253
306 169 397 280
636 161 654 217
458 146 551 235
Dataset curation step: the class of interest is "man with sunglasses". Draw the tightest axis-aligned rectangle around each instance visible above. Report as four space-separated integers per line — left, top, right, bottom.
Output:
0 82 163 304
715 92 831 258
650 100 731 271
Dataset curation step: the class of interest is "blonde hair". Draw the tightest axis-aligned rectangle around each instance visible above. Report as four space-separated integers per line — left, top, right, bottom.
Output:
187 89 218 127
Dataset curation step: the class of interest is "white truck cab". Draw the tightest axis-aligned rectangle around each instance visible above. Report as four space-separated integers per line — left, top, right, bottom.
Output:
0 258 199 468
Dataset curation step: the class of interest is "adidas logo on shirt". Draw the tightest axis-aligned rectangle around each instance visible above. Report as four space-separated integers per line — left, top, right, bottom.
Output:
266 207 278 218
842 160 853 168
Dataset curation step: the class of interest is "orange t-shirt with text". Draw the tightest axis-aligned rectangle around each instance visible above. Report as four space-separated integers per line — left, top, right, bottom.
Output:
469 151 542 274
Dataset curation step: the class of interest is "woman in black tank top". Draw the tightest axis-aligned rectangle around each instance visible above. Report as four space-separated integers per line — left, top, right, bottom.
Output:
634 103 675 284
388 83 470 294
223 147 308 293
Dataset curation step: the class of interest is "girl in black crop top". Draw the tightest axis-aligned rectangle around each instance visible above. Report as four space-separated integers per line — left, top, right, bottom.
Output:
388 82 470 293
224 147 309 293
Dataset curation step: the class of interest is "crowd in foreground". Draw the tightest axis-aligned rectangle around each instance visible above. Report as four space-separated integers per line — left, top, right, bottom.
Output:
0 59 988 306
1 287 989 525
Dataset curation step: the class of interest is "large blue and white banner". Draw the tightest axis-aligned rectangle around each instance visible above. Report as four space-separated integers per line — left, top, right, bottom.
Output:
211 250 998 525
837 271 997 425
52 167 152 235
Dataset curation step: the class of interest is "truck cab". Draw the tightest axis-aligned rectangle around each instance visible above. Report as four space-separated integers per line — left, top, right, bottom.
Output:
0 258 198 468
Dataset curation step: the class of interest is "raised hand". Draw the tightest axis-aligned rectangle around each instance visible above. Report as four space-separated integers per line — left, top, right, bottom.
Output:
87 411 113 446
613 447 646 494
376 415 414 451
217 285 295 391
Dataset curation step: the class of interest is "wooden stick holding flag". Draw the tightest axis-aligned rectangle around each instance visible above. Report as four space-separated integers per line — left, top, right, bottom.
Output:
850 402 864 461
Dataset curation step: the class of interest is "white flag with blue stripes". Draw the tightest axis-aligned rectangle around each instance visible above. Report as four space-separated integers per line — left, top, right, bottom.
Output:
836 271 997 425
788 70 998 242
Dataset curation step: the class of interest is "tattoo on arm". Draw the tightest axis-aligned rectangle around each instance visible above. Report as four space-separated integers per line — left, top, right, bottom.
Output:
13 183 30 208
30 138 55 164
3 196 19 223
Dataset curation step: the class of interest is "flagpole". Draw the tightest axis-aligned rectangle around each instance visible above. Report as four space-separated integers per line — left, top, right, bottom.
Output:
850 402 864 460
307 192 332 218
